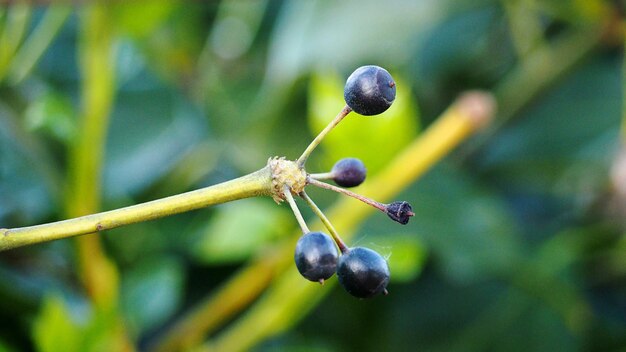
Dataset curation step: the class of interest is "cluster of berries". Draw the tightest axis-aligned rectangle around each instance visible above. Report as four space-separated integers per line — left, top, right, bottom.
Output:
280 66 414 298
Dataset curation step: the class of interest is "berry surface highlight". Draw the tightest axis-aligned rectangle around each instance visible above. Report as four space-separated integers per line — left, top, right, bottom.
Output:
337 247 390 298
294 231 339 283
344 65 396 116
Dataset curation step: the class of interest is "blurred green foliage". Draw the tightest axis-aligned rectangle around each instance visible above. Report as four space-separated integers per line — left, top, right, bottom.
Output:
0 1 624 351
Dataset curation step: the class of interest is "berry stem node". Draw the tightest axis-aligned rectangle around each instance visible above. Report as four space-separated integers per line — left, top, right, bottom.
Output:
269 157 307 203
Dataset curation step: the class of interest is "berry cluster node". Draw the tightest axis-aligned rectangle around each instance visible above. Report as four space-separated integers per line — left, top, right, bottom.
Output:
278 65 412 298
269 157 307 203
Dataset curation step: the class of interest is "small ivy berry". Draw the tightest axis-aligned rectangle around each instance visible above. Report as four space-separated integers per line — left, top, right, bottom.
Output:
386 201 414 225
331 158 367 188
344 65 396 116
337 247 390 298
294 231 339 283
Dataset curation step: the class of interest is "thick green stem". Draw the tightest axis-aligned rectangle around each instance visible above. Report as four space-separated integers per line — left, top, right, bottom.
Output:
0 167 272 251
70 2 118 312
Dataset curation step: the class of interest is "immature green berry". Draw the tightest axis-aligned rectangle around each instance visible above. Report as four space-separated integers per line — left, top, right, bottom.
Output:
344 65 396 116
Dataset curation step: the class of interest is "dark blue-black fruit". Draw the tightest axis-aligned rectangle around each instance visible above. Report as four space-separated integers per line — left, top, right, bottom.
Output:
332 158 367 188
337 247 390 298
386 201 414 225
294 231 339 283
344 65 396 116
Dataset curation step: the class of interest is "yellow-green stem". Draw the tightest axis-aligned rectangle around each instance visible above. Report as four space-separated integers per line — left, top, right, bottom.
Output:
0 167 272 252
69 3 117 311
282 185 310 234
296 105 351 166
299 190 347 252
308 172 334 181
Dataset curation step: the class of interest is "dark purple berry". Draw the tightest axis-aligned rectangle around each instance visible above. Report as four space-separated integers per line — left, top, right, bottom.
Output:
337 247 390 298
294 231 339 283
344 65 396 116
332 158 367 188
386 201 414 225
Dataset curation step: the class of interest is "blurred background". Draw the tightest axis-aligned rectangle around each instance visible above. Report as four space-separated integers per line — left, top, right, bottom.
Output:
0 1 624 351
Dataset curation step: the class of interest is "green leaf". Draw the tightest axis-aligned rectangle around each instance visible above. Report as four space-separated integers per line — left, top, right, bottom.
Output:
0 107 59 224
121 256 184 334
0 339 15 352
113 1 175 39
193 198 291 264
480 54 622 194
416 165 523 282
24 91 77 144
78 307 129 352
32 294 82 352
104 82 208 198
307 70 419 173
265 1 443 84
